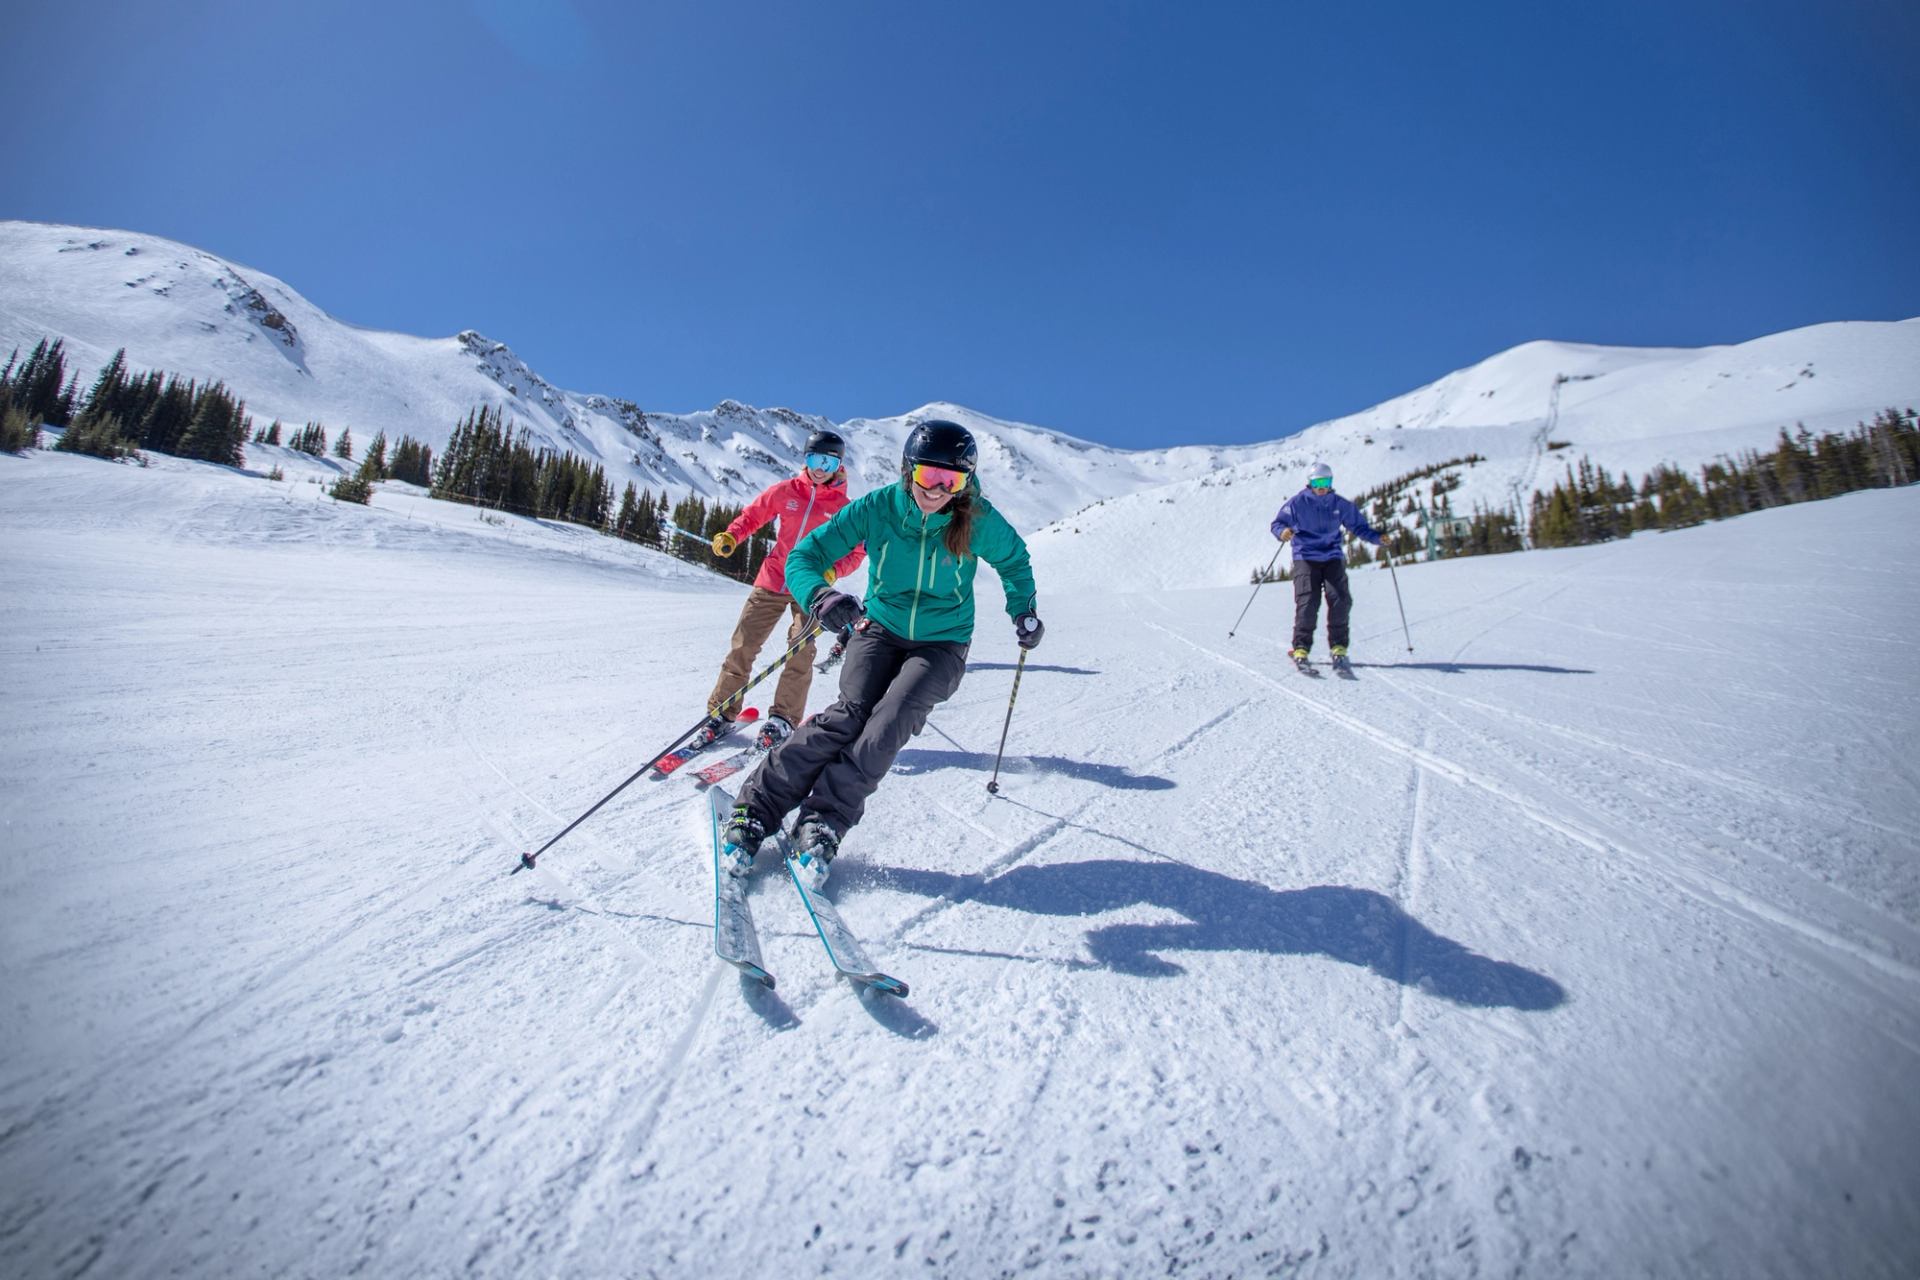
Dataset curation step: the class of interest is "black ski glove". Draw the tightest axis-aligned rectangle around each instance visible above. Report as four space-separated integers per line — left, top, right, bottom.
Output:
810 589 863 634
1014 611 1044 651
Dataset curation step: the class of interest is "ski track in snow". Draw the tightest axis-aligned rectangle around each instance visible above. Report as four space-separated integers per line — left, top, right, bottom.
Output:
2 453 1918 1278
1144 619 1920 997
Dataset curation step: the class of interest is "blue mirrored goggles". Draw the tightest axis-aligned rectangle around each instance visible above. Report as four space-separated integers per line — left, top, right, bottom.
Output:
805 452 842 474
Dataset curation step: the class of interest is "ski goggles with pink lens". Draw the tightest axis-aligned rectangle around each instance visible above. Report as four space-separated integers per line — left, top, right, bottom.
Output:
908 463 969 494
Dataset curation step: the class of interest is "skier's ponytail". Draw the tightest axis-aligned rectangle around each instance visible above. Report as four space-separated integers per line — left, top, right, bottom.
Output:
942 489 976 559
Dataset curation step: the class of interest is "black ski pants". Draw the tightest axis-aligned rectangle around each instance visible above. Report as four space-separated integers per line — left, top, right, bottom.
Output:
1292 557 1353 652
739 620 968 838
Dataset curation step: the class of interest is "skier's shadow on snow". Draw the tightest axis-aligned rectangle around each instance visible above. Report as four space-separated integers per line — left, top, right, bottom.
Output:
966 661 1101 675
1353 661 1593 675
871 860 1565 1011
889 749 1175 791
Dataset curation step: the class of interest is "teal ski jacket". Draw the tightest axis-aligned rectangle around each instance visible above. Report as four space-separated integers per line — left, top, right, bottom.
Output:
786 480 1036 645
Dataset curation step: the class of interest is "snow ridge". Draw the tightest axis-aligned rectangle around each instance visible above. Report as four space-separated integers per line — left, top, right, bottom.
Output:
3 218 1915 556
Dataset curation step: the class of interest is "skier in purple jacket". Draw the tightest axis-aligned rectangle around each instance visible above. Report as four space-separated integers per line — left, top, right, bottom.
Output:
1269 462 1383 672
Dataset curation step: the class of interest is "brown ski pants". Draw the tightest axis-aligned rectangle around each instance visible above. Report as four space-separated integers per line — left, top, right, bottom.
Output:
707 586 818 725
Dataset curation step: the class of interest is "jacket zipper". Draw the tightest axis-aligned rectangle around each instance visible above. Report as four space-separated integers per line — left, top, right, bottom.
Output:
794 485 818 555
782 482 819 591
910 512 930 639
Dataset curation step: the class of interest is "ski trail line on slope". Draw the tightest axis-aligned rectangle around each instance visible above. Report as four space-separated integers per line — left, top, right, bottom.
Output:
1394 725 1432 1032
1146 620 1920 989
556 962 727 1264
1365 650 1920 974
448 681 685 892
1381 676 1920 848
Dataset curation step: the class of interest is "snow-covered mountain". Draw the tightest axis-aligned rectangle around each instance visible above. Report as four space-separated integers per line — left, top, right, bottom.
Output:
4 219 1915 569
0 221 1249 532
1031 320 1920 588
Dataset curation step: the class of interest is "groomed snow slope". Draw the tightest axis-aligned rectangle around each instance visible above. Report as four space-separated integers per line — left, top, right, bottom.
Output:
1 452 1917 1278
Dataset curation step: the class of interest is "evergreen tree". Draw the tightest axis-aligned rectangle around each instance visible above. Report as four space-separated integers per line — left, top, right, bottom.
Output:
1771 428 1813 504
629 487 663 547
291 422 329 457
10 338 73 427
331 451 381 504
73 349 131 433
329 469 373 504
1869 408 1916 486
136 377 197 454
365 430 389 478
334 427 354 460
175 383 249 465
389 435 433 486
52 409 138 460
0 401 40 453
668 495 707 563
614 483 643 540
1457 503 1523 557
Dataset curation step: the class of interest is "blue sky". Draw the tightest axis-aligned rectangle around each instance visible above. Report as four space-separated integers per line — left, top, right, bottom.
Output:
6 0 1916 448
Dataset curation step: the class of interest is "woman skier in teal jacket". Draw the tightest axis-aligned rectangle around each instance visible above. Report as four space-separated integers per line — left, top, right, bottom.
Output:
720 420 1042 889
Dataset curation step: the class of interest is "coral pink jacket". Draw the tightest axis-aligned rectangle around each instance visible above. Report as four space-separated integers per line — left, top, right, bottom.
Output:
727 472 866 596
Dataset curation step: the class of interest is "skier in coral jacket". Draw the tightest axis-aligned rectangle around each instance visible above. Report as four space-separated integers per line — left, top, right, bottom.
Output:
702 430 866 749
1269 461 1383 669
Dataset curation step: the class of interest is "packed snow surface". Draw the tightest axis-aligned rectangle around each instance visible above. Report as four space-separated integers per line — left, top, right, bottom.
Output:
2 450 1917 1278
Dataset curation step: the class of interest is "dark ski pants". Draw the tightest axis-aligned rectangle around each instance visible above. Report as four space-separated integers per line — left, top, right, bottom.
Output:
1292 557 1352 653
738 621 968 838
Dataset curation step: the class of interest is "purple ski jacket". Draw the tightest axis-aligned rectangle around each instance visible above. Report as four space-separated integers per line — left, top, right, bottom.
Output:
1270 487 1383 560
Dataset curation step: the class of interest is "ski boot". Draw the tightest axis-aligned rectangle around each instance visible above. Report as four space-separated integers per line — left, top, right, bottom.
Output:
719 805 767 878
789 817 840 893
1290 647 1317 676
756 713 794 752
686 713 730 752
1329 645 1353 677
816 636 848 674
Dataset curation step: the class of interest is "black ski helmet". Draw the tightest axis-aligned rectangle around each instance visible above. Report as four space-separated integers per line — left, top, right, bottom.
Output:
901 419 977 475
804 428 846 459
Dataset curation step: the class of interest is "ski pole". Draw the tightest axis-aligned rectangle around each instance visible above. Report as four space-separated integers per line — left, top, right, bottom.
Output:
510 620 824 875
1230 530 1290 638
1384 552 1413 652
985 649 1029 795
662 519 705 543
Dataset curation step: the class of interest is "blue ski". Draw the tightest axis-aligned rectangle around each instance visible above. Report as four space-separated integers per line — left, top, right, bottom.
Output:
708 786 774 987
781 839 909 998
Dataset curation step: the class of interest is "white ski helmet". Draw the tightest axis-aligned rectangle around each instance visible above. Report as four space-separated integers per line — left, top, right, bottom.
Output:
1308 462 1333 487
